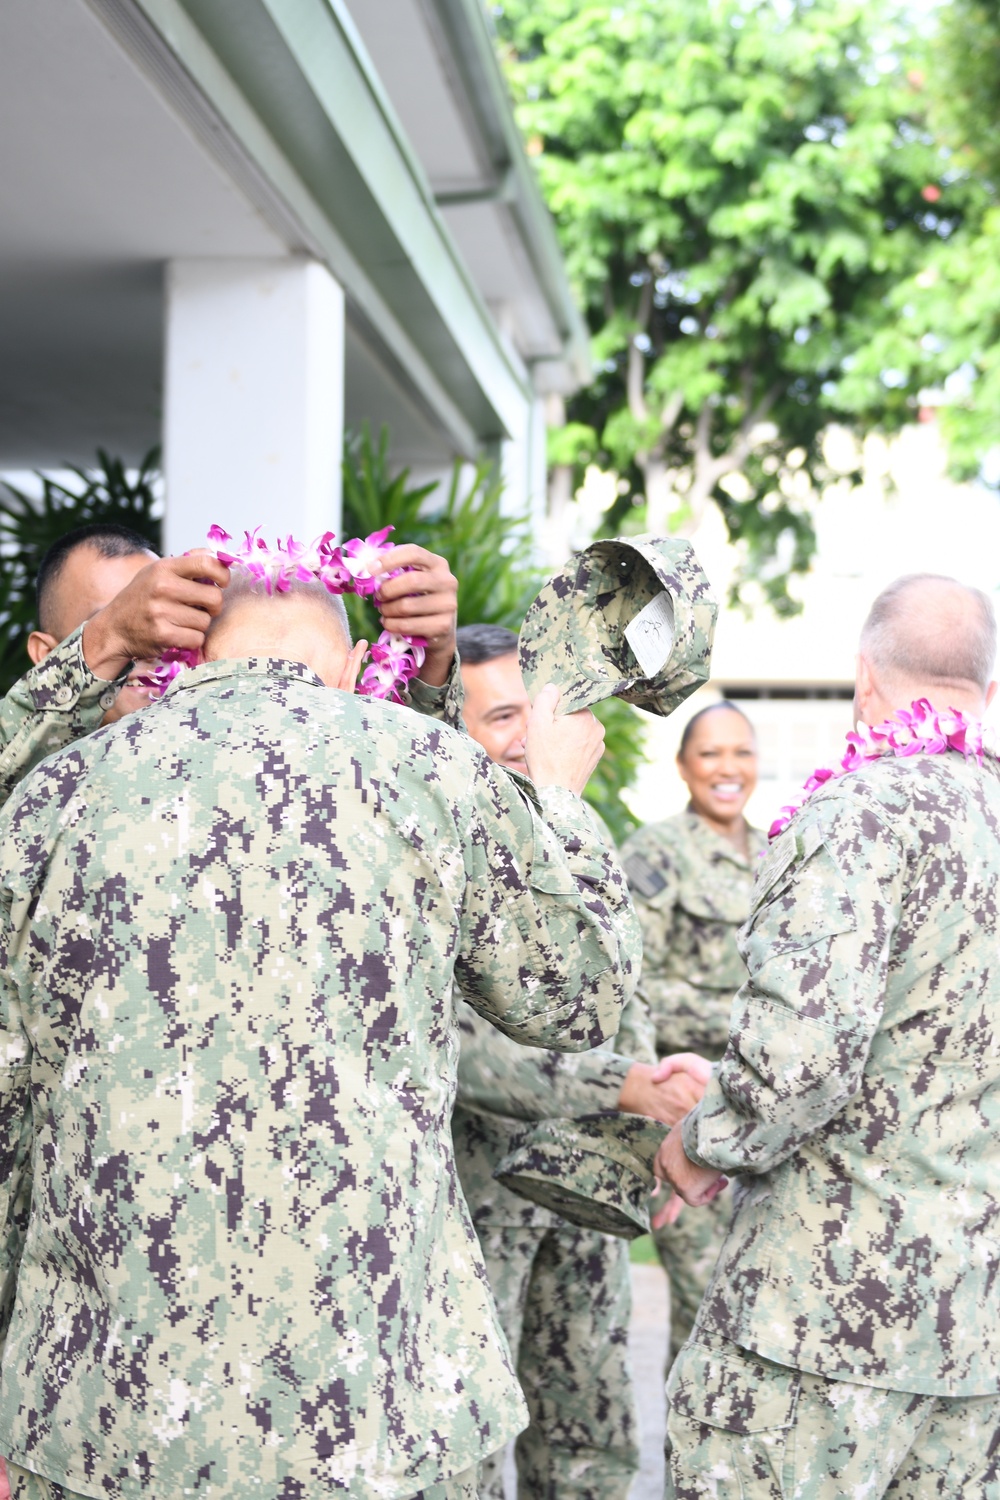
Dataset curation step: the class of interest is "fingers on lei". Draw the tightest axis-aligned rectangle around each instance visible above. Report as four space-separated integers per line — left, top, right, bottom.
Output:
134 524 426 702
769 698 999 839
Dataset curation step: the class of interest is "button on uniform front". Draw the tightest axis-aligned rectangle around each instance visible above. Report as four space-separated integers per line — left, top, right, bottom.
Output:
54 686 74 706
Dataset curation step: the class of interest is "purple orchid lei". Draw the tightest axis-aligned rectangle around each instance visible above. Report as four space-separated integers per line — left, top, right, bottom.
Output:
768 698 999 840
134 524 427 703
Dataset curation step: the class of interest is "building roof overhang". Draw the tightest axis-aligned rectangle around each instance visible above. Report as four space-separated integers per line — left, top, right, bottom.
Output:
0 0 589 468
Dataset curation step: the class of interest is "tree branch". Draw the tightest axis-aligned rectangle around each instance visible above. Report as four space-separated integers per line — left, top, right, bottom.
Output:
626 277 654 424
684 382 783 530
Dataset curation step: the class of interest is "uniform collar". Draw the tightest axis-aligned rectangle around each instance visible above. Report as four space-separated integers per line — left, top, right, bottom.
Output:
162 656 326 698
681 806 762 868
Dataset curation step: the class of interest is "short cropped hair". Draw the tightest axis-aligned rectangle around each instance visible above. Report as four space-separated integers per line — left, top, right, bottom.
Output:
217 564 351 641
678 700 755 759
36 523 155 633
455 623 518 665
860 574 997 692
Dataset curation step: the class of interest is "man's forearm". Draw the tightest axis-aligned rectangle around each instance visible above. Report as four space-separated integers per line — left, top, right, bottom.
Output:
0 630 125 807
0 1057 33 1357
457 771 641 1053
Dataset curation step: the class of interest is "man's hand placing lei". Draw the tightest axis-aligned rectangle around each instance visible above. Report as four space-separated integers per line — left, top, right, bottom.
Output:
134 525 456 701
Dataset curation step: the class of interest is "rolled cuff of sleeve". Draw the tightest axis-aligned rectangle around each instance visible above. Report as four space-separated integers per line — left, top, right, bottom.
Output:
406 658 464 729
557 1051 633 1115
681 1098 726 1171
23 628 123 713
534 785 608 855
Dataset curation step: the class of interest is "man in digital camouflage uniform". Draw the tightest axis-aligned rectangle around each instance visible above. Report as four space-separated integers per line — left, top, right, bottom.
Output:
655 573 1000 1498
620 742 766 1365
0 562 639 1500
453 623 699 1500
0 523 229 806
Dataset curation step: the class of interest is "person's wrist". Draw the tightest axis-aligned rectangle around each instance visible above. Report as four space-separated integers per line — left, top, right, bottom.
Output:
81 607 132 682
417 638 456 688
616 1062 646 1113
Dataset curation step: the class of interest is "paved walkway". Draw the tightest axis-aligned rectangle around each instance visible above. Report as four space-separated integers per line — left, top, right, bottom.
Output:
502 1258 670 1499
627 1261 670 1500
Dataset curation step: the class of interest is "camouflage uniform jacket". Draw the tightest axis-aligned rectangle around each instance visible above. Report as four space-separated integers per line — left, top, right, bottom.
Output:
452 987 655 1231
0 656 640 1500
0 626 123 807
683 750 1000 1396
620 810 766 1059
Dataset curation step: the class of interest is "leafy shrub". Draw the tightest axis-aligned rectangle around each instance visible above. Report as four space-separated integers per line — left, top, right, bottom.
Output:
0 449 161 694
342 426 645 840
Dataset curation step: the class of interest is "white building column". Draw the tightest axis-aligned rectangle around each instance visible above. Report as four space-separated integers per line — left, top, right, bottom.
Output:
499 393 548 533
163 259 344 552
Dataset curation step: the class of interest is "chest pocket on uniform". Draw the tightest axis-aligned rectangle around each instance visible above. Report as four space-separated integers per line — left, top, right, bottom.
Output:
674 881 753 927
672 865 754 992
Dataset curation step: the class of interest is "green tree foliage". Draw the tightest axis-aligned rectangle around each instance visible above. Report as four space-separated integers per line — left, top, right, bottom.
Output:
495 0 955 610
930 0 1000 187
342 427 645 839
0 449 161 695
867 2 1000 482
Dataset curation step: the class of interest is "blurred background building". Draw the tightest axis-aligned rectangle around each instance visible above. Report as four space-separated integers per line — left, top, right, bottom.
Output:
0 0 588 547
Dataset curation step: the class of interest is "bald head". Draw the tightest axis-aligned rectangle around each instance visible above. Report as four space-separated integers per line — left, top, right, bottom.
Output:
204 571 354 687
857 574 998 721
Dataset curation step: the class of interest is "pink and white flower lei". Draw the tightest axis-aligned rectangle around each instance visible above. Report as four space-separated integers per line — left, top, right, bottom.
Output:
768 698 1000 840
134 524 426 703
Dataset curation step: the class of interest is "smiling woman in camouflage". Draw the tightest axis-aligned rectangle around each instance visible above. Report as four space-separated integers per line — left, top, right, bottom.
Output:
619 701 763 1363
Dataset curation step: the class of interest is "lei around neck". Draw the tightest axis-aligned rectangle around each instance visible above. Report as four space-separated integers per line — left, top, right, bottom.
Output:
136 524 426 702
768 698 999 840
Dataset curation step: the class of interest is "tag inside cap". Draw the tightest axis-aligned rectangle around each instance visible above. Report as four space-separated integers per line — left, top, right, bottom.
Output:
624 591 675 678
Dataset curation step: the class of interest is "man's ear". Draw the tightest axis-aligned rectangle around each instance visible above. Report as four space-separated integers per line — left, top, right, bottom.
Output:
335 639 369 694
27 630 59 666
986 680 998 710
854 653 875 723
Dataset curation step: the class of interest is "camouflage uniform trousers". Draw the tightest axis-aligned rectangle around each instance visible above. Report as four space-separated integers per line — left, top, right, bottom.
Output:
5 1462 479 1500
652 1182 732 1367
475 1221 639 1500
665 1333 1000 1500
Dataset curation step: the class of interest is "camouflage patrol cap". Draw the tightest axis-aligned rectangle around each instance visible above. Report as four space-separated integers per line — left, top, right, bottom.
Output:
518 535 717 716
493 1112 670 1240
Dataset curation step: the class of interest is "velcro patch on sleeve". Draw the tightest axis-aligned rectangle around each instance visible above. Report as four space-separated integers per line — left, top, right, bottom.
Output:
623 852 667 899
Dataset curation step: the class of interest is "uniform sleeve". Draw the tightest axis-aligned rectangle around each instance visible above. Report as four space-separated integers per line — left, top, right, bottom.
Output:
614 989 657 1064
681 794 905 1175
620 828 683 1031
405 657 464 731
456 773 641 1051
0 628 124 808
0 888 33 1356
455 999 632 1120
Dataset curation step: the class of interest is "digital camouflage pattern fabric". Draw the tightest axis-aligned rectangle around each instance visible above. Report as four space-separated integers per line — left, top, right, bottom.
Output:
620 810 764 1359
620 810 767 1060
452 950 653 1498
0 626 124 808
452 995 648 1500
0 656 640 1500
3 1466 483 1500
477 1221 638 1500
494 1112 669 1239
518 535 717 717
664 1331 1000 1500
683 750 1000 1396
650 1182 733 1364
